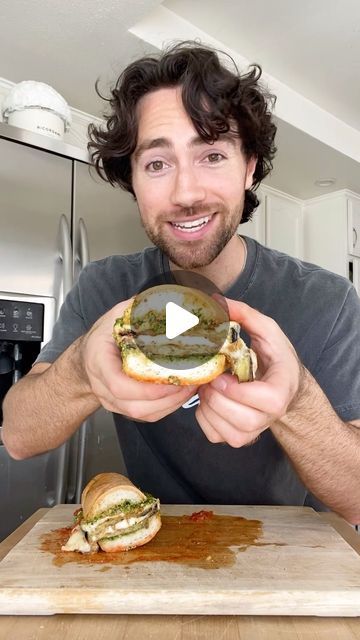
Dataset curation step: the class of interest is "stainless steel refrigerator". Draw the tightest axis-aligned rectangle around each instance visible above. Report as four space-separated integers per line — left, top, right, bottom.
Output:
0 122 150 541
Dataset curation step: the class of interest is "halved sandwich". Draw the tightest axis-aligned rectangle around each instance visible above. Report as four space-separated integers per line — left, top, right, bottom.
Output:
62 472 161 553
113 284 257 385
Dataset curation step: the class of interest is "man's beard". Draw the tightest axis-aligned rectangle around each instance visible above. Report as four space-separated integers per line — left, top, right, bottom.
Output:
140 202 243 269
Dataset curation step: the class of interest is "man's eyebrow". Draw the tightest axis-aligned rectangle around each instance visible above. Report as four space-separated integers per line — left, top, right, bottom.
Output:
133 138 171 161
133 132 239 161
191 133 238 148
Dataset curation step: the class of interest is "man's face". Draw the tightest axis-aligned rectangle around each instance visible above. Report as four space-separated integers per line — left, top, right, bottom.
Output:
131 87 256 269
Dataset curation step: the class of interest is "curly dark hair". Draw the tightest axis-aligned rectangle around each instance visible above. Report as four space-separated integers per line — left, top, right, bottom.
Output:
88 41 277 223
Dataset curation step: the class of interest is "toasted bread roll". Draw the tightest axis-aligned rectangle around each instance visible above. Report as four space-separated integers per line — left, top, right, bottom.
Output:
62 472 161 553
113 285 257 386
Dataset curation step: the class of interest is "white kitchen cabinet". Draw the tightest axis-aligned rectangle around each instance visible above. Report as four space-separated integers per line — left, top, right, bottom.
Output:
303 190 360 287
240 186 303 259
347 197 360 258
265 189 303 259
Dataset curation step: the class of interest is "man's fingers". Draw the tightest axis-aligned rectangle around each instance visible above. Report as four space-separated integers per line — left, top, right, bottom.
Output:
96 343 190 401
100 381 196 419
195 405 226 443
196 400 265 448
210 368 294 418
199 385 271 433
108 372 189 402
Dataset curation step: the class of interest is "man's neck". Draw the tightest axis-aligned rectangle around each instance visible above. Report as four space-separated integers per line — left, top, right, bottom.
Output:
168 234 246 292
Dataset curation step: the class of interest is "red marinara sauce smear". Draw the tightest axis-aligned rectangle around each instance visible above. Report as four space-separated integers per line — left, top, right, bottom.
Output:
188 510 214 522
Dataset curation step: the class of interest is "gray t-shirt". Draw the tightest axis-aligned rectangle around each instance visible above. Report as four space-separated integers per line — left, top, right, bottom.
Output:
36 236 360 507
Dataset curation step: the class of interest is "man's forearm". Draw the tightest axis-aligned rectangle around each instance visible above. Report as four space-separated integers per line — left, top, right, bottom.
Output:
2 337 100 459
271 368 360 523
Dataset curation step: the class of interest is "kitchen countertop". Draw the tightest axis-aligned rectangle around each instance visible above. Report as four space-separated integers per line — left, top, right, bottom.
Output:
0 509 359 639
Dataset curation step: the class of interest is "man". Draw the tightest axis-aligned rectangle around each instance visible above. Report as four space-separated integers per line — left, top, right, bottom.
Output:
3 43 360 522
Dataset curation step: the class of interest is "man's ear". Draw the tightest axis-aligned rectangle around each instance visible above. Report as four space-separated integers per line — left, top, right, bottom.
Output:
245 156 257 190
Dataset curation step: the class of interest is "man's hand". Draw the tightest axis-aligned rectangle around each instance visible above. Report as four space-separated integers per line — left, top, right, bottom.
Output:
80 298 197 422
195 298 304 447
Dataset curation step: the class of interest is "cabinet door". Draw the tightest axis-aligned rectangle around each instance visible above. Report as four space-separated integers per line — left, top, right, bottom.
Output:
347 197 360 258
303 194 348 277
265 193 303 259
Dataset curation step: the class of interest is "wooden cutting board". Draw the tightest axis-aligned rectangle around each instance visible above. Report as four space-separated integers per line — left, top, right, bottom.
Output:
0 504 360 616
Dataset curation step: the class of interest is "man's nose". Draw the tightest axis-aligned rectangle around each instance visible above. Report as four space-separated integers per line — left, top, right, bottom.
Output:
170 165 206 208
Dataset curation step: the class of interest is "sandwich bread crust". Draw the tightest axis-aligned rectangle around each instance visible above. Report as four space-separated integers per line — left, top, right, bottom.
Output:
62 472 161 553
82 472 146 521
99 512 162 552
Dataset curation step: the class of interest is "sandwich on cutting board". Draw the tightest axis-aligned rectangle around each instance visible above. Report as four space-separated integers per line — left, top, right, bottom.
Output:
62 473 161 553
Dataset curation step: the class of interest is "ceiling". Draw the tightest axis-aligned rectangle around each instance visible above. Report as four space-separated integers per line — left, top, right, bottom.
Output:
166 0 360 131
0 0 359 199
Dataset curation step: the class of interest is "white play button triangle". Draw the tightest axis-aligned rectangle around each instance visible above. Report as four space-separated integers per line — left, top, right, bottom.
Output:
165 302 199 340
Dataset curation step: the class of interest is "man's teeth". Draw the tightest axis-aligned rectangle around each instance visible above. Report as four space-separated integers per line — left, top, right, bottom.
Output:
171 215 212 232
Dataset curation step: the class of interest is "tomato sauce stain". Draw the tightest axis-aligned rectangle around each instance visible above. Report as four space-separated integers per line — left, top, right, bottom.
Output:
40 511 264 570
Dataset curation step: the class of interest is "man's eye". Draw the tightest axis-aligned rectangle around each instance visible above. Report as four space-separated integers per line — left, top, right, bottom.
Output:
148 160 165 171
206 153 224 163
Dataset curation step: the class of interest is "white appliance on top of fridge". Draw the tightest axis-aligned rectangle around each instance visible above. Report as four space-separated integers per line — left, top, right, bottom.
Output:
0 121 150 541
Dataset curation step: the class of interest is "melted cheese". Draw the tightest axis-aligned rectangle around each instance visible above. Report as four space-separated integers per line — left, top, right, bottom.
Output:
61 525 92 553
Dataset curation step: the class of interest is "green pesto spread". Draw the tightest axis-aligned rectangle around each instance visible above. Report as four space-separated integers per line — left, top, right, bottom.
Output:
131 310 165 333
100 517 151 541
120 341 137 353
85 494 157 524
158 354 209 363
129 308 217 335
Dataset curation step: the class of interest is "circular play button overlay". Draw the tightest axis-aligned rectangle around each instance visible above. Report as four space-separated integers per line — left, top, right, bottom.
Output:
128 271 230 371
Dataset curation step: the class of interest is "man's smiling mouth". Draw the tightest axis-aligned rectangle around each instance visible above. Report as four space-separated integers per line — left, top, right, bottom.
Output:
170 214 214 232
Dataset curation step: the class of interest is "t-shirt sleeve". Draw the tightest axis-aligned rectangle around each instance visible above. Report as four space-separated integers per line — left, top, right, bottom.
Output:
313 285 360 422
35 280 86 365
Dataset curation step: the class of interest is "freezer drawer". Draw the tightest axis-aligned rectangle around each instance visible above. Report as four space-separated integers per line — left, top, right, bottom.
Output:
66 409 127 503
82 409 127 486
0 433 66 541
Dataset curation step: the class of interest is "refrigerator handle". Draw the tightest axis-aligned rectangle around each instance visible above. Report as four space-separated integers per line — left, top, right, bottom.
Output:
58 214 73 309
64 418 88 504
67 218 90 504
54 442 70 505
78 217 90 269
74 420 88 503
55 214 73 504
